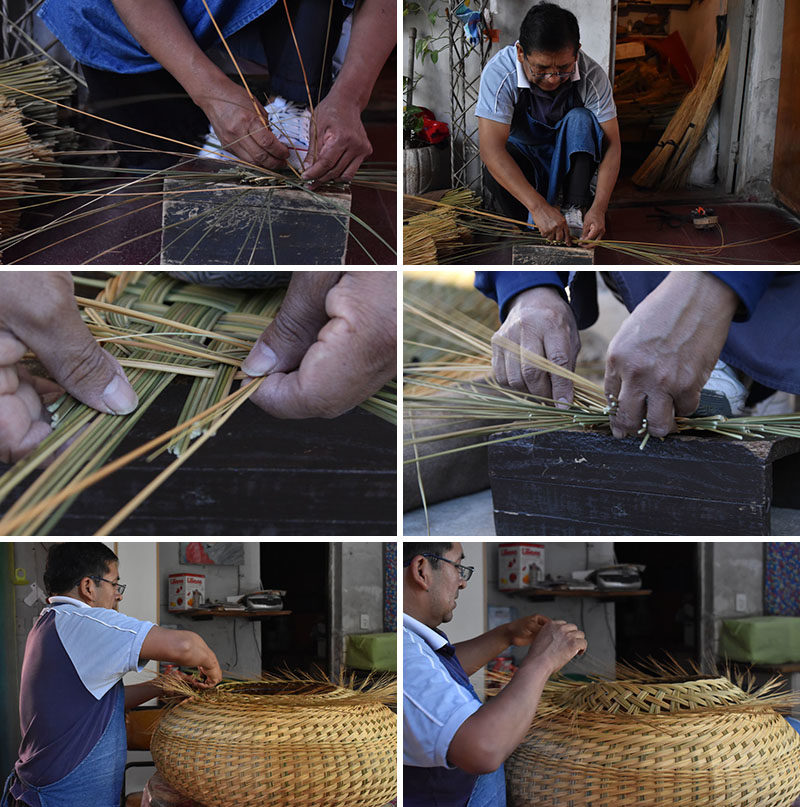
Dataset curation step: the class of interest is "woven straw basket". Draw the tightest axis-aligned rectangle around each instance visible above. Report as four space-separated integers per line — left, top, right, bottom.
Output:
505 675 800 807
150 680 396 807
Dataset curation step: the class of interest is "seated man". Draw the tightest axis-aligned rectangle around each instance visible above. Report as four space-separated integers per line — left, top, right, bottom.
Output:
403 542 586 807
476 2 621 244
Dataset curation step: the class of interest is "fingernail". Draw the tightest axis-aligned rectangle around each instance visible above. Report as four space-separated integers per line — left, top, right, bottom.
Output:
241 341 278 376
102 374 138 415
556 397 570 410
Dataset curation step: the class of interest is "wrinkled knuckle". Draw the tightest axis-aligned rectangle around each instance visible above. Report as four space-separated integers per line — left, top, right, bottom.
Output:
59 340 108 389
547 351 570 368
272 310 316 346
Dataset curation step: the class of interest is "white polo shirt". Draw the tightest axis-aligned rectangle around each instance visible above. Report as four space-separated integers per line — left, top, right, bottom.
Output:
403 613 482 769
475 45 617 126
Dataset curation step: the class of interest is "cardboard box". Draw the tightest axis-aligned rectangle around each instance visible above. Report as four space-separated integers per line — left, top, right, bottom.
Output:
498 543 545 591
169 573 205 611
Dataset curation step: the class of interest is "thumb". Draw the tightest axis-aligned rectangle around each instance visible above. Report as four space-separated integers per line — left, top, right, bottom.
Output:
241 272 341 377
23 310 137 416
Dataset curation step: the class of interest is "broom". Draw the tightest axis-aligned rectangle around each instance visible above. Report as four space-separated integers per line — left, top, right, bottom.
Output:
633 25 729 189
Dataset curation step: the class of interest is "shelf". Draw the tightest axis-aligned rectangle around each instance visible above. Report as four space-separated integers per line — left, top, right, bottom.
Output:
506 589 652 602
172 609 292 621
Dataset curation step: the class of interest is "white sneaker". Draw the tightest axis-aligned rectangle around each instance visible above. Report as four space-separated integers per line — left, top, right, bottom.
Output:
197 95 311 171
562 205 583 239
698 360 748 416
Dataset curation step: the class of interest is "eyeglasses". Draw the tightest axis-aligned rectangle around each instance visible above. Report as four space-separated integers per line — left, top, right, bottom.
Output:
90 576 126 595
527 64 576 79
421 554 474 581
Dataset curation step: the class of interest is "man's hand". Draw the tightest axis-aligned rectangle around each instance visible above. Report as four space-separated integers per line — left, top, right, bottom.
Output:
199 82 291 169
242 271 396 419
0 272 138 463
605 272 739 438
581 205 606 242
302 92 373 184
521 619 587 676
503 614 550 647
530 201 571 244
492 285 580 405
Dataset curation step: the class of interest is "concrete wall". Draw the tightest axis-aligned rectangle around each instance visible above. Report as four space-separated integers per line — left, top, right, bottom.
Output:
699 541 764 668
405 0 613 124
735 0 784 197
341 541 387 637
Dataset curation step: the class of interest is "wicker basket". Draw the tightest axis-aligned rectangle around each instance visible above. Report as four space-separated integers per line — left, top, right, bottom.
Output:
506 675 800 807
150 680 397 807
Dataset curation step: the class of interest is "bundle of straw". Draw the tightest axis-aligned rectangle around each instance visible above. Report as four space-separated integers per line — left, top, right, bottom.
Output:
151 672 397 807
403 188 480 265
633 33 730 189
0 101 38 238
0 272 396 536
500 667 800 806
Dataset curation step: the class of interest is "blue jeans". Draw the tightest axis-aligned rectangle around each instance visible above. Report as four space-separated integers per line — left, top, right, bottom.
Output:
485 107 605 221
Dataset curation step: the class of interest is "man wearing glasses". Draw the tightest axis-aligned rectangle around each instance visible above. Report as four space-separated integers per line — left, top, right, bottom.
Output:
2 543 221 807
476 2 621 245
403 542 586 807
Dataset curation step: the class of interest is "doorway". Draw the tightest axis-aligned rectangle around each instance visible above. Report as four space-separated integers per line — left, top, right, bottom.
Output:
612 1 723 184
259 542 329 674
614 542 699 668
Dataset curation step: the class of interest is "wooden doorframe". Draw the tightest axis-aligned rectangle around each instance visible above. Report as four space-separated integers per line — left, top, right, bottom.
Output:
772 0 800 215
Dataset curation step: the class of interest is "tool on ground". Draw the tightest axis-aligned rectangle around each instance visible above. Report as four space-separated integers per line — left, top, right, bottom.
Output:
646 205 719 230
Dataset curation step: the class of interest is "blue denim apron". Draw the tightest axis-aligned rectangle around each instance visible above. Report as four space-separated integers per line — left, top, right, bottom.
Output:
2 683 127 807
509 84 604 206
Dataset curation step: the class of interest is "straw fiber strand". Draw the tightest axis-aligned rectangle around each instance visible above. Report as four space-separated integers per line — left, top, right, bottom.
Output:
150 680 397 807
505 676 800 807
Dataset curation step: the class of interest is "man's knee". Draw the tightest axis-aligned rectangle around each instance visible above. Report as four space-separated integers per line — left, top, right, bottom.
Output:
562 106 598 131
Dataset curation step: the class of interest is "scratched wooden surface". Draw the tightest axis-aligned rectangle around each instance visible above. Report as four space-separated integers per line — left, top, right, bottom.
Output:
489 429 800 536
0 380 396 536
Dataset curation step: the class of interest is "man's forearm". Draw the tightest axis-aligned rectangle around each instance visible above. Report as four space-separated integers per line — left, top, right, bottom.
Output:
124 680 162 710
454 624 516 675
329 0 395 111
447 661 550 773
111 0 231 106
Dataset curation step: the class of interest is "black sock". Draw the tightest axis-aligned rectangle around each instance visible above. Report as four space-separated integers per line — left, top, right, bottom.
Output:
564 152 594 208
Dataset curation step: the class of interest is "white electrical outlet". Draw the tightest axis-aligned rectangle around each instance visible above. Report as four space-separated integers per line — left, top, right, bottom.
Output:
735 593 747 612
360 613 369 630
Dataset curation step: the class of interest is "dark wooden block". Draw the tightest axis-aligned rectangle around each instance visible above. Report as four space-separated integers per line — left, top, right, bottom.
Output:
0 381 396 536
161 177 351 265
512 244 594 264
488 429 800 536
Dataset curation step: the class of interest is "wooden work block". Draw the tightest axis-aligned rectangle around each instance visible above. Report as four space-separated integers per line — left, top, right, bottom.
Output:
161 177 351 265
512 244 594 264
488 430 800 536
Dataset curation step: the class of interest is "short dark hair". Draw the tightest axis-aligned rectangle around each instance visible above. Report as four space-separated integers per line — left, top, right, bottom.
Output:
403 543 453 569
519 2 580 56
43 543 119 596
